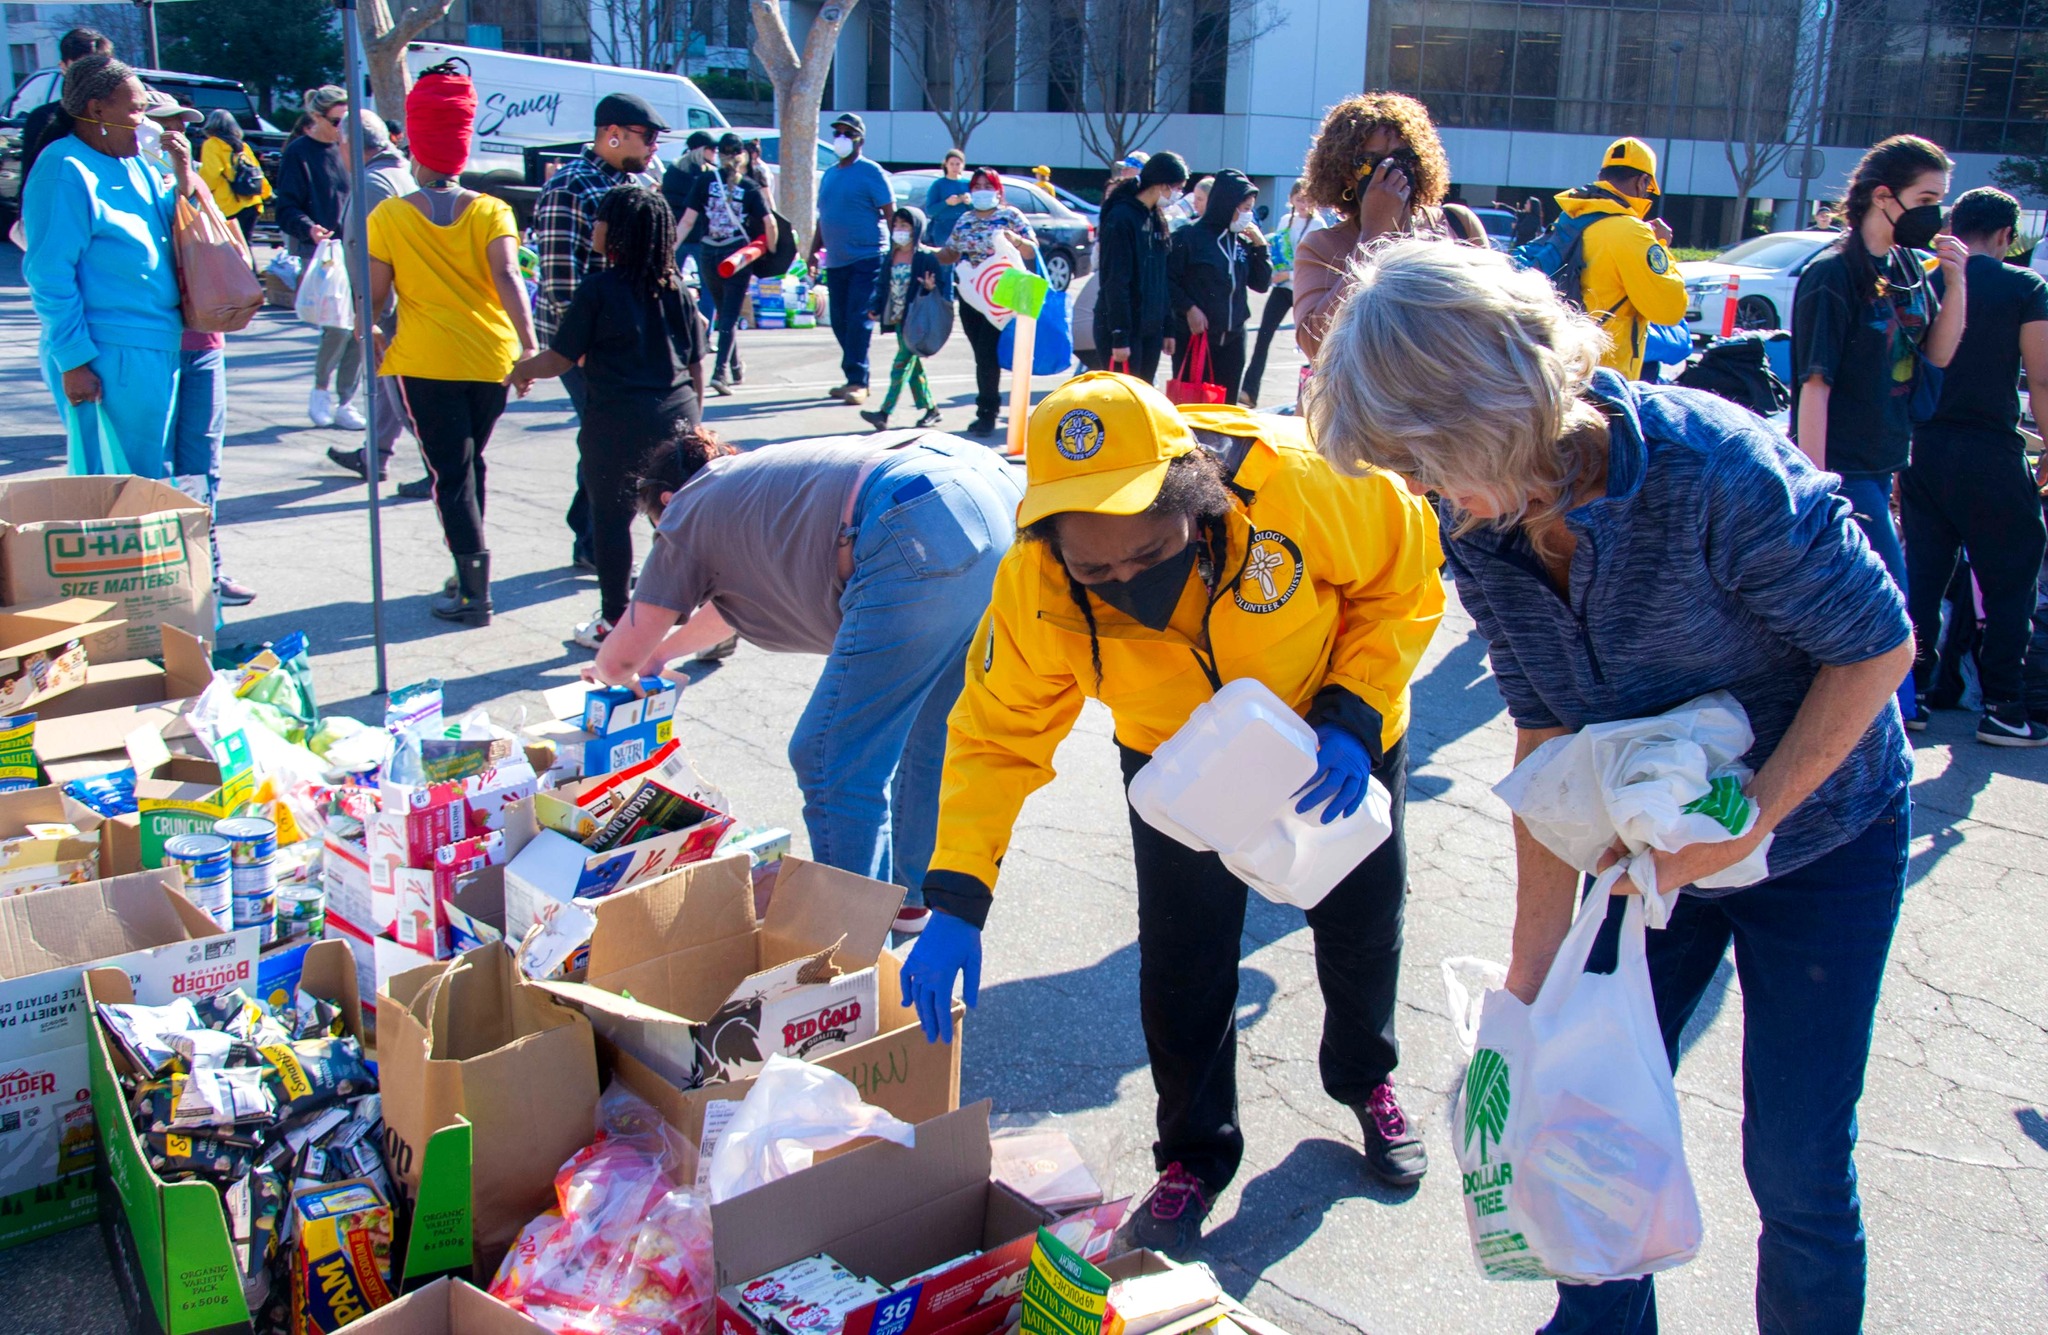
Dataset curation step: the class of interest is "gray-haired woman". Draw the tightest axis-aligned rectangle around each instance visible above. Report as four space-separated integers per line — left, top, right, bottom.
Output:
1307 238 1913 1334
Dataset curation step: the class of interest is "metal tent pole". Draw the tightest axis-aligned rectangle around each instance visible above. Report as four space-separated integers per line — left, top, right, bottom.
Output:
336 0 389 695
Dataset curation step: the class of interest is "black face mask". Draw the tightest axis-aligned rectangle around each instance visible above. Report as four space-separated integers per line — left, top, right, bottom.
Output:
1085 542 1196 631
1890 202 1945 252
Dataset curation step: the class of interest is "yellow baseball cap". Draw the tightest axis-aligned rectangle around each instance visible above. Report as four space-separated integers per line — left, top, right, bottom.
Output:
1603 137 1660 195
1017 372 1196 529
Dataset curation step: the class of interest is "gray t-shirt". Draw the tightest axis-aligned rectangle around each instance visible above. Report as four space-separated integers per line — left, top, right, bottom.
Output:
635 433 921 653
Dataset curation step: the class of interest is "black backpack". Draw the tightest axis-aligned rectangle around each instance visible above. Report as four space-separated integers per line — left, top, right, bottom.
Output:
1676 334 1791 417
229 149 265 200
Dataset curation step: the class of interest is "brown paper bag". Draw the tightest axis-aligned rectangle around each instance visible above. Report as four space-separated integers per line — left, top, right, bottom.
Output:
173 190 263 333
379 946 601 1267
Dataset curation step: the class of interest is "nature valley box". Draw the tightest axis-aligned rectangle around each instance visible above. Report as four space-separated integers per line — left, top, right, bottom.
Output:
0 869 258 1251
0 476 215 662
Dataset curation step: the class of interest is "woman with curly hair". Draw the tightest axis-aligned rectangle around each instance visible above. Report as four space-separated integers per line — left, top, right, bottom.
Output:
1292 92 1486 359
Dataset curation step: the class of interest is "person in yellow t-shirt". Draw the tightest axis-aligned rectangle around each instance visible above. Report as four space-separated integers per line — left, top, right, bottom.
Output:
195 110 270 250
367 153 537 629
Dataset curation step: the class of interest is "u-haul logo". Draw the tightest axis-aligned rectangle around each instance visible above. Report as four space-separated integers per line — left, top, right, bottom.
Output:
783 1000 862 1057
45 516 187 578
0 1068 57 1104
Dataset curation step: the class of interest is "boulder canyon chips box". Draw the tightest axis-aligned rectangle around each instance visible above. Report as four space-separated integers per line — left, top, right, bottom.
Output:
86 939 476 1335
0 477 215 662
0 869 256 1251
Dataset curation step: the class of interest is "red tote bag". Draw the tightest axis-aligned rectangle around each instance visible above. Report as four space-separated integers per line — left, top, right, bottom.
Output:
1166 334 1227 406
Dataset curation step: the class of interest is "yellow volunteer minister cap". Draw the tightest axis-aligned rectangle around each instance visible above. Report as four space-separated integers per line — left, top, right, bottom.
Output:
1017 372 1197 529
1604 137 1660 195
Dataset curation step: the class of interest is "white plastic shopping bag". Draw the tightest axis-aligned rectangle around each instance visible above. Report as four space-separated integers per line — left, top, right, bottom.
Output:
1447 873 1703 1283
706 1054 915 1203
1493 690 1772 925
954 231 1023 329
294 238 354 329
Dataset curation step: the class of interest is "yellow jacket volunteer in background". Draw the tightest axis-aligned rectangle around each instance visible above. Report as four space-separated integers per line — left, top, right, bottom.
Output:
1552 182 1686 378
925 400 1445 905
200 134 272 220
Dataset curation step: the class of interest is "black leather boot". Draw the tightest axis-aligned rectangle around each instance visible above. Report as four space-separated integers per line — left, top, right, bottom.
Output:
431 552 491 626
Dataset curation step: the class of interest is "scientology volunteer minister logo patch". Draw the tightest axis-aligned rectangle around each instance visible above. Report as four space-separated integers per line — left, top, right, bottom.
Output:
1234 530 1303 613
1055 409 1105 460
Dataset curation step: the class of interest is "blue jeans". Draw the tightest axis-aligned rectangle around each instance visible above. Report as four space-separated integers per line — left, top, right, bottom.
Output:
826 257 883 387
1840 475 1916 719
786 437 1022 891
1543 787 1909 1335
172 346 226 580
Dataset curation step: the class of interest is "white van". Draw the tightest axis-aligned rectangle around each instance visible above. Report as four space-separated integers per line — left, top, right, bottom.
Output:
404 43 727 181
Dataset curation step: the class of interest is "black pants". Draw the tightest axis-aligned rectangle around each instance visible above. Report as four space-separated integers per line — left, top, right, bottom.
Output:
562 365 592 559
1901 436 2047 709
233 208 257 250
581 389 700 622
397 377 507 557
1090 315 1165 385
703 243 750 379
1241 286 1292 406
959 300 1003 423
1120 733 1409 1194
1176 327 1248 405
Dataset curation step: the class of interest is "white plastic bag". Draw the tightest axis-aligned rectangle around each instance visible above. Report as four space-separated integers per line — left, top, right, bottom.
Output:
706 1055 915 1203
294 238 354 329
954 231 1022 329
1493 690 1772 926
1448 873 1703 1283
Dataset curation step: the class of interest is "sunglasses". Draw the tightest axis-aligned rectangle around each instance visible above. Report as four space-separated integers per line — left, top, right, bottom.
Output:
324 112 347 126
625 125 660 145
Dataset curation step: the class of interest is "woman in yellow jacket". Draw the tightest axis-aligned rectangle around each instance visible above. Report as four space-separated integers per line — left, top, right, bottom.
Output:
196 110 270 248
900 371 1444 1252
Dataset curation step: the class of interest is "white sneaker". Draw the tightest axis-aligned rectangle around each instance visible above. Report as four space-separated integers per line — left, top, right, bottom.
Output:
308 388 335 427
333 400 366 431
571 612 615 650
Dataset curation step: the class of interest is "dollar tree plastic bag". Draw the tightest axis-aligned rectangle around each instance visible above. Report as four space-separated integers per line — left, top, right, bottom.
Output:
294 238 354 329
1447 873 1703 1283
1492 690 1772 927
706 1055 915 1203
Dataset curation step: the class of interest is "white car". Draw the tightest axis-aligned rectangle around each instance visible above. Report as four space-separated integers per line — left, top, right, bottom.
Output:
720 127 841 198
1678 230 1837 337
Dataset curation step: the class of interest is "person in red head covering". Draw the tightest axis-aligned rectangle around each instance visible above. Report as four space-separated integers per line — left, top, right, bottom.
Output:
933 168 1036 436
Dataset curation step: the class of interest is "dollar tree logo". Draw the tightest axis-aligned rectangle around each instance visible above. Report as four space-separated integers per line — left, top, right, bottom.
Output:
1462 1048 1511 1164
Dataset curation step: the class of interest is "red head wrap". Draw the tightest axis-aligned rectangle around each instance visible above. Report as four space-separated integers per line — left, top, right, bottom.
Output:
404 60 476 176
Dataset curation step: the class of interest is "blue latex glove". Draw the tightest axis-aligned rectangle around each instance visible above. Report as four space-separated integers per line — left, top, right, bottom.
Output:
1293 722 1373 825
899 908 981 1044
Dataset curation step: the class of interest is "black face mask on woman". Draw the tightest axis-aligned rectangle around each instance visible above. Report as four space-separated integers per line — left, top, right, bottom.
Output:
1085 542 1197 631
1889 202 1945 252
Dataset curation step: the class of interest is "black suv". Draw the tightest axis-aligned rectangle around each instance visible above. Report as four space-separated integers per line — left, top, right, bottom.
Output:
0 66 286 233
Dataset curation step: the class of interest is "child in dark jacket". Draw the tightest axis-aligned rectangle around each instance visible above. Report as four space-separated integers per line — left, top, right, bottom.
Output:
862 206 952 430
1167 169 1272 405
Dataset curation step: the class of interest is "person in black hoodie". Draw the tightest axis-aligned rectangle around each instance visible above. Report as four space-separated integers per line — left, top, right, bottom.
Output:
1166 169 1271 405
861 205 951 430
1094 151 1188 384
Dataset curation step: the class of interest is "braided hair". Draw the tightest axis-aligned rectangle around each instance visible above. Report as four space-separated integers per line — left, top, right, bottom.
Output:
1835 135 1950 300
1021 452 1237 689
597 185 683 301
52 53 136 145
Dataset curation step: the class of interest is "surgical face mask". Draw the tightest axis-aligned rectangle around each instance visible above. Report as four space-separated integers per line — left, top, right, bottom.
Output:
1085 542 1196 631
831 134 855 159
891 228 912 246
970 189 998 211
1890 201 1945 251
132 117 163 158
1161 188 1184 209
1233 211 1257 233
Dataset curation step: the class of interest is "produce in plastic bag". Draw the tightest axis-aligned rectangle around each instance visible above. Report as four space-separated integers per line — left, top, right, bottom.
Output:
490 1084 715 1335
707 1054 915 1203
1446 873 1703 1283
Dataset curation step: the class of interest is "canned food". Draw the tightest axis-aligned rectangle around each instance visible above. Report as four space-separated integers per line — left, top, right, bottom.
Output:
213 816 278 866
162 833 233 929
229 855 275 896
278 882 326 942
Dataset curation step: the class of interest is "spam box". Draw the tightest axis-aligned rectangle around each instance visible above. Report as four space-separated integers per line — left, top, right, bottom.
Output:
291 1178 395 1335
535 852 902 1089
711 1103 1128 1335
87 938 475 1335
335 1277 555 1334
0 476 215 662
0 869 257 1252
0 596 124 714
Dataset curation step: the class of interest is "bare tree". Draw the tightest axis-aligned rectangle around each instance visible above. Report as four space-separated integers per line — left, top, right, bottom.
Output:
357 0 457 127
1048 0 1282 169
592 0 718 73
749 0 861 253
887 0 1033 156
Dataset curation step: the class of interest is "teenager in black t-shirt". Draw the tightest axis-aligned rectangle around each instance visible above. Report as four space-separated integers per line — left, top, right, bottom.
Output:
1900 187 2048 744
511 186 705 649
1791 134 1970 725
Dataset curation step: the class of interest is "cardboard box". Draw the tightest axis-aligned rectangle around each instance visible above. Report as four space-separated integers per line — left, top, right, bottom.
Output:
709 1103 1129 1335
87 938 475 1335
536 853 903 1088
31 624 215 787
0 784 104 897
341 1277 555 1334
582 716 674 777
0 476 215 662
501 816 730 946
0 869 257 1250
0 597 124 714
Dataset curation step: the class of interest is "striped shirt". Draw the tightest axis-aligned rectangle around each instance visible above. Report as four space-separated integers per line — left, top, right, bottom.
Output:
1442 373 1912 883
532 149 659 340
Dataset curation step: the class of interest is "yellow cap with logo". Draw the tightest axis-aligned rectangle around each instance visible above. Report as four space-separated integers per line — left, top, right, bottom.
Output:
1603 137 1660 196
1017 371 1196 529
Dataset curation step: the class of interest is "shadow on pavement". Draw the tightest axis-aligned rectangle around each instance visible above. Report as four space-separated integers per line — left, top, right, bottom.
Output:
1401 627 1506 801
1202 1136 1412 1299
1907 732 1995 888
0 427 65 474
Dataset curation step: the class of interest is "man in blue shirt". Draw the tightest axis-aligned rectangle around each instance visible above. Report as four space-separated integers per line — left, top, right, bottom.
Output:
807 112 893 404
